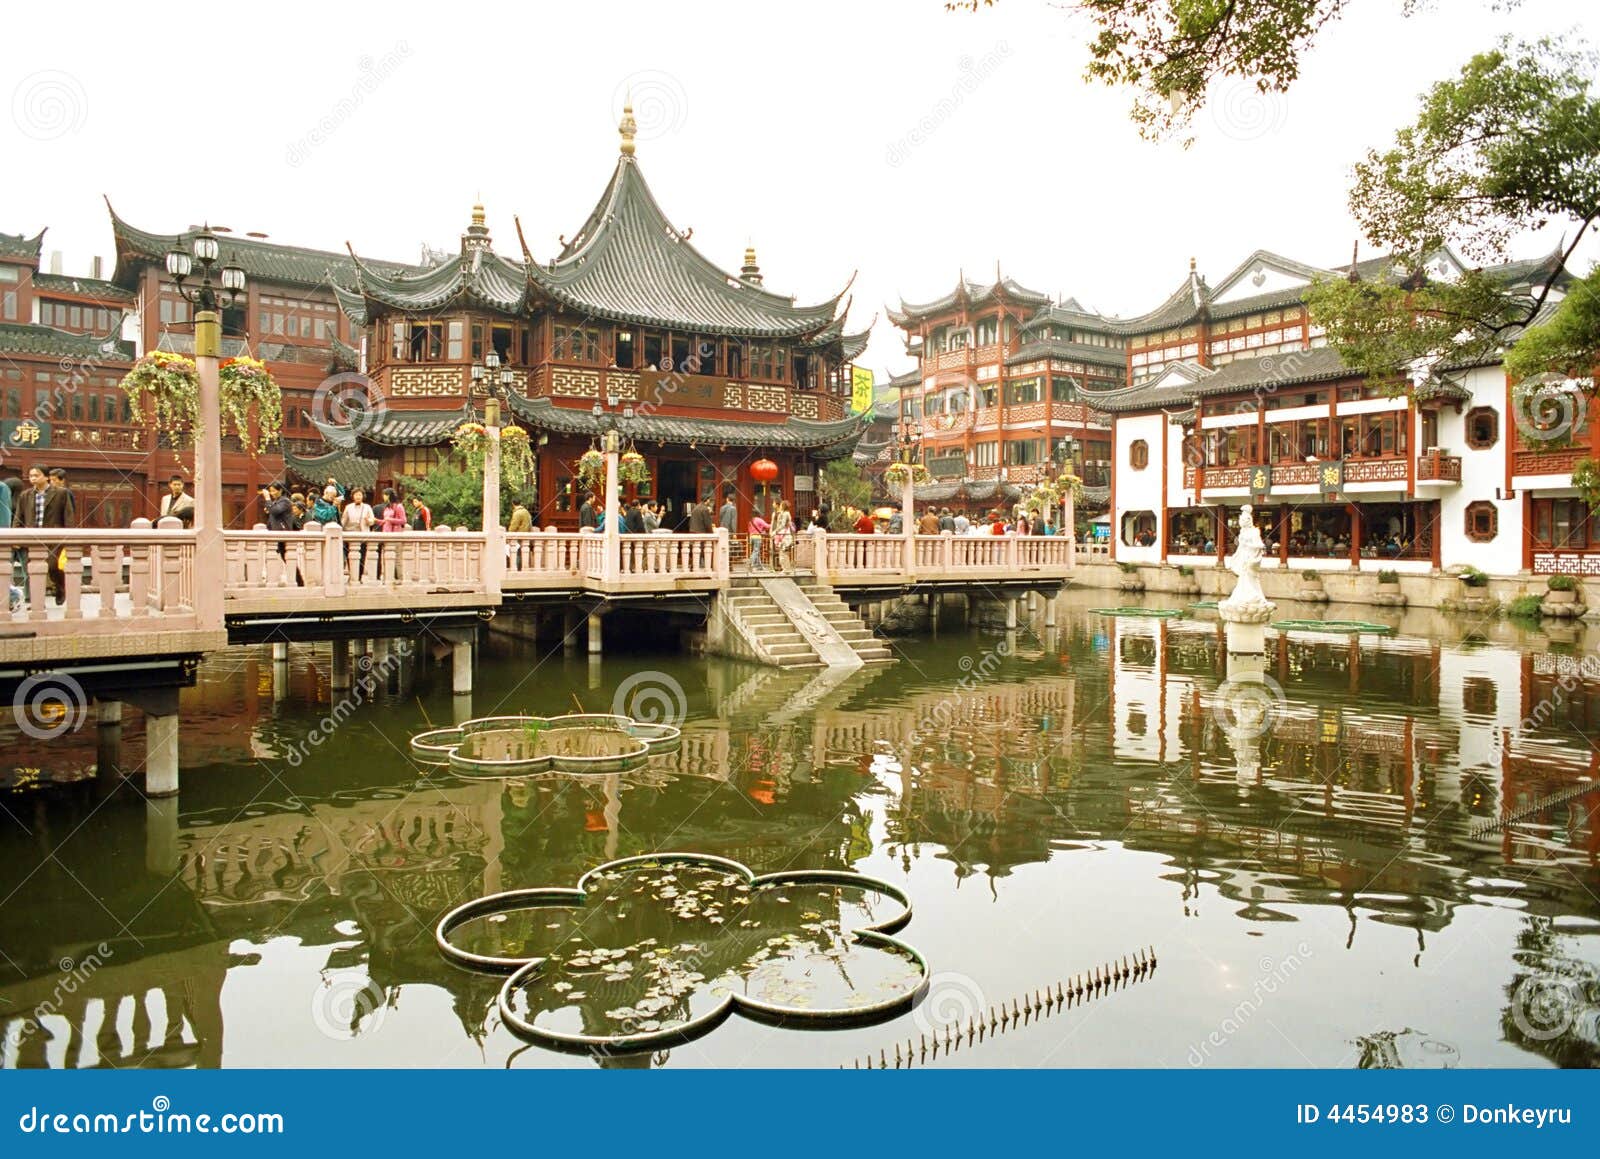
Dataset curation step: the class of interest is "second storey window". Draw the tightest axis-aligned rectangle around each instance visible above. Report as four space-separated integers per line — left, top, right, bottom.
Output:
553 324 599 363
750 344 788 381
1466 406 1499 450
1129 439 1149 470
1005 378 1041 405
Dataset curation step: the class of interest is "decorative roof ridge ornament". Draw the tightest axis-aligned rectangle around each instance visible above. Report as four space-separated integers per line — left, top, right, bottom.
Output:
619 94 637 156
740 241 762 286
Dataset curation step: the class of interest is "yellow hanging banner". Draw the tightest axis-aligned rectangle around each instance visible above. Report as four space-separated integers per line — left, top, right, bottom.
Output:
850 366 875 415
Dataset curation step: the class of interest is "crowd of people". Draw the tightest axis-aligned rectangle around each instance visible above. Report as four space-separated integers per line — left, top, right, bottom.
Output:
257 477 433 536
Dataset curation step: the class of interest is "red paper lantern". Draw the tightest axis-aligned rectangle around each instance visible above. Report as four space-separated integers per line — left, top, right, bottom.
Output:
750 458 779 483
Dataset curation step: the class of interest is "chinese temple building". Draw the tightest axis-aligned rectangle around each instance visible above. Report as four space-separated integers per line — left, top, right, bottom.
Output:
319 104 871 530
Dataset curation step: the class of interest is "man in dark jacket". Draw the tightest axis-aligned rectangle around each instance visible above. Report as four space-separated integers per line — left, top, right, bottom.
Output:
264 482 295 531
689 496 713 533
718 491 737 534
577 492 596 530
14 465 72 601
623 501 646 535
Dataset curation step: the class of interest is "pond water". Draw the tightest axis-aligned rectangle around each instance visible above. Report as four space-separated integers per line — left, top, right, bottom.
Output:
1 590 1597 1069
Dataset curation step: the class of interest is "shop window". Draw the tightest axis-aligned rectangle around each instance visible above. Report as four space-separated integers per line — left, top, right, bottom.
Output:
1466 406 1499 450
1464 500 1498 543
1129 439 1149 470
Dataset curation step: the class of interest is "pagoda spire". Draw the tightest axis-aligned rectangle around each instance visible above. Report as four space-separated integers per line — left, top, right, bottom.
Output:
619 95 637 156
462 197 492 254
740 242 763 286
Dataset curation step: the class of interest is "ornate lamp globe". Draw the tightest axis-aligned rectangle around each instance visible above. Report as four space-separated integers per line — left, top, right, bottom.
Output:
220 262 246 294
485 350 501 370
165 246 193 280
192 228 220 264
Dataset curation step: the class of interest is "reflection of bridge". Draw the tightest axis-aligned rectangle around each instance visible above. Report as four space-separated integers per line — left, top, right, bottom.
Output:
1 525 1076 797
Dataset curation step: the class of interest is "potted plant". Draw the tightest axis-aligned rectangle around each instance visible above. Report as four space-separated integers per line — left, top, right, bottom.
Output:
1545 573 1578 602
1458 565 1489 589
883 461 932 487
1116 560 1145 592
121 350 283 453
618 449 651 487
1373 567 1405 607
576 447 605 489
499 426 536 491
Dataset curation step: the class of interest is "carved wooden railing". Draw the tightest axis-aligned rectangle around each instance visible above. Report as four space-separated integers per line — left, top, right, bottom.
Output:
1415 450 1462 482
1513 446 1587 478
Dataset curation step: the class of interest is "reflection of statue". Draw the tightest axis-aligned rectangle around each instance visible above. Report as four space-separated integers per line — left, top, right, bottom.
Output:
1219 504 1275 623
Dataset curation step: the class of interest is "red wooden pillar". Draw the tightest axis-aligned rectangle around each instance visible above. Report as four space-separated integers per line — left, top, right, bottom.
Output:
1348 502 1361 568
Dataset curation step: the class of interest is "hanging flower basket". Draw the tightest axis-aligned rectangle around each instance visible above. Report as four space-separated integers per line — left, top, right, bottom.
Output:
577 448 606 487
499 425 536 492
1054 471 1085 503
452 422 491 475
884 461 931 487
218 357 284 455
618 449 651 486
120 351 284 454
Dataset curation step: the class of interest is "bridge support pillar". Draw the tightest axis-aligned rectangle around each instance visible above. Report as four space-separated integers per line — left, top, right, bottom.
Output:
587 612 603 655
146 797 180 876
563 611 580 654
271 641 289 662
1044 592 1057 628
1005 598 1018 631
97 700 122 725
452 640 473 694
146 712 180 797
330 640 352 691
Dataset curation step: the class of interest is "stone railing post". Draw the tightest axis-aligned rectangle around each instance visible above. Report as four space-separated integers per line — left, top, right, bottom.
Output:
1005 531 1019 569
603 441 621 582
1064 489 1076 570
811 527 829 585
323 524 347 596
713 526 731 581
900 477 915 582
940 529 953 575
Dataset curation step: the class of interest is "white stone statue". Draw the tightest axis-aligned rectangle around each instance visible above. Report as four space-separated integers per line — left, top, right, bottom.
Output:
1219 503 1275 623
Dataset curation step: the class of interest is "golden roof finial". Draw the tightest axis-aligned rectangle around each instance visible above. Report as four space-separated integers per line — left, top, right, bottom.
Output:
619 93 637 156
471 198 486 228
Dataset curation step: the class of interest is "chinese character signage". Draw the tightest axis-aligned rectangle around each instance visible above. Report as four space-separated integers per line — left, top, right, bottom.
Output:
1318 460 1344 495
2 419 50 449
850 366 875 415
1249 464 1272 495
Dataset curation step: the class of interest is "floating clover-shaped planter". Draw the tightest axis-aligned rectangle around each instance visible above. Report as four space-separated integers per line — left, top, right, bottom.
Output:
411 714 681 777
436 853 928 1053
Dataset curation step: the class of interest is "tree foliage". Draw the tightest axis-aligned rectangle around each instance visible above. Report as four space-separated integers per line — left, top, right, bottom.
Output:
1305 37 1600 386
820 458 871 514
399 457 526 530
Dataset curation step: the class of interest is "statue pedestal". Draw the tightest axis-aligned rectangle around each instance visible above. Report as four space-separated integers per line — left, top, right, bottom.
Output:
1217 597 1275 626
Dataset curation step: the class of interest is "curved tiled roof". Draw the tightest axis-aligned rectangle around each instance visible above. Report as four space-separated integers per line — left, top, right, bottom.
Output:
888 273 1052 327
344 244 529 318
520 156 849 338
0 229 44 261
506 392 869 458
314 403 475 449
106 199 416 292
30 272 135 302
282 445 378 491
0 323 133 362
1006 337 1126 371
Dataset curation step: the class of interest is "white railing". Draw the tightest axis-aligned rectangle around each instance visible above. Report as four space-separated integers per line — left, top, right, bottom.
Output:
614 532 725 580
222 524 485 601
504 531 586 585
1 526 198 634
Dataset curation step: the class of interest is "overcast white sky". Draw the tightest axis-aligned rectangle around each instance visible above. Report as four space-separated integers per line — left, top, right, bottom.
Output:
4 0 1594 377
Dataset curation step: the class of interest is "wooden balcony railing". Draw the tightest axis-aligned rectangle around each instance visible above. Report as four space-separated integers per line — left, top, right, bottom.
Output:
1415 451 1462 483
1513 446 1587 478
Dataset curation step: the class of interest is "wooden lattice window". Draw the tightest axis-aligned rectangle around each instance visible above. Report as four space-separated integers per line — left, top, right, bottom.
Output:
1466 407 1499 450
1464 500 1498 542
1129 439 1149 470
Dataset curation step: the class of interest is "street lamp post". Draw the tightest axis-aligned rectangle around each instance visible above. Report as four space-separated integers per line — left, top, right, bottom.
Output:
894 415 921 538
469 350 517 593
1053 436 1077 568
592 394 634 583
165 226 245 633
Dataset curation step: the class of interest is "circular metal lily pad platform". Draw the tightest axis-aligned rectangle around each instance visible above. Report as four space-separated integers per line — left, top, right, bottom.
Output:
1092 607 1188 618
411 713 682 776
1271 619 1395 635
1189 600 1219 610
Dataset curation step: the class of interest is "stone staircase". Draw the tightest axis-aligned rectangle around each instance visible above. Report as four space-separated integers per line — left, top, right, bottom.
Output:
715 575 894 669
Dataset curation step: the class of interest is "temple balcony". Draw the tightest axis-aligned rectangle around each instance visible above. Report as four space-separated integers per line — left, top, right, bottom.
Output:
1512 445 1588 481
